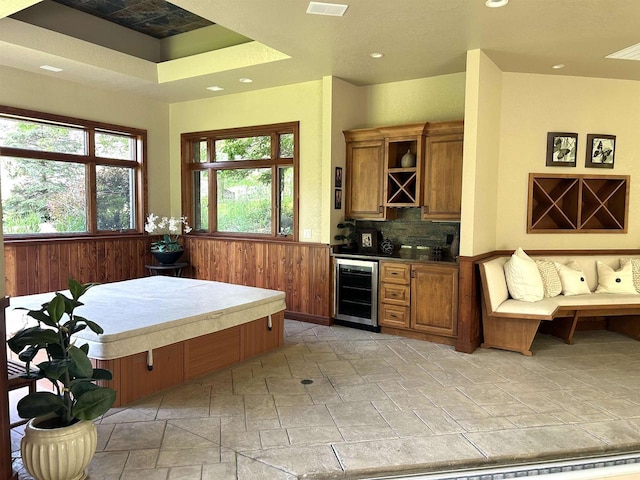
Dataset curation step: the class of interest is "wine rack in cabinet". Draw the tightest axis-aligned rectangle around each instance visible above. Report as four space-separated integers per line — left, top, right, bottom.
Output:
379 123 427 207
527 173 629 233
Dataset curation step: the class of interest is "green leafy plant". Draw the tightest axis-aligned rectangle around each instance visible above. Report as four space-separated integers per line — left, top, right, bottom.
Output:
334 219 356 247
7 279 116 428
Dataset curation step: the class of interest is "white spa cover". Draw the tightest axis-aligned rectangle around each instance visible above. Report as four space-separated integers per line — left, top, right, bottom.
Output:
7 277 286 360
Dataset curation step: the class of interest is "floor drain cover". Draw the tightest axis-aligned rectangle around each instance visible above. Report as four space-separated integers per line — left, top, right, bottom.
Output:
300 379 313 385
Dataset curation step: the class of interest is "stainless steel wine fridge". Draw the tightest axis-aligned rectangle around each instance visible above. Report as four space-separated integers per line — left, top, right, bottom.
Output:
333 258 379 332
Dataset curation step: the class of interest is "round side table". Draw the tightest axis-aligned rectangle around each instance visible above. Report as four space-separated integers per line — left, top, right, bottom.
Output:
145 262 189 277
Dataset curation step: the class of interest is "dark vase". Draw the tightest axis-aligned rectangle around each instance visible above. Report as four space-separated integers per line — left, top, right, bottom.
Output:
151 249 184 265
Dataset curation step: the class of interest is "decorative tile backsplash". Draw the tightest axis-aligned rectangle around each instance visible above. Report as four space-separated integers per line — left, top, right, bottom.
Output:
355 208 459 250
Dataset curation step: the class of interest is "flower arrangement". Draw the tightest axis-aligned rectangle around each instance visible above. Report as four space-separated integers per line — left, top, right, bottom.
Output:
144 213 192 252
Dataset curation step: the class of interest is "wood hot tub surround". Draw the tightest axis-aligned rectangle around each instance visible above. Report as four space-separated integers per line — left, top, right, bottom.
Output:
8 277 286 406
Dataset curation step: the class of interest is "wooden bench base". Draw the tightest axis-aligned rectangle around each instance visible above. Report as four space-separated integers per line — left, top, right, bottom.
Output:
481 316 541 356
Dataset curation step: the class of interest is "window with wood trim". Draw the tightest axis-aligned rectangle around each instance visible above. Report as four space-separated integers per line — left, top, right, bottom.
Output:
0 106 146 236
181 122 299 240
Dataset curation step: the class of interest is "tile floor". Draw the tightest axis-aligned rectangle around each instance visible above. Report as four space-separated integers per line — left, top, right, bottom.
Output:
10 321 640 479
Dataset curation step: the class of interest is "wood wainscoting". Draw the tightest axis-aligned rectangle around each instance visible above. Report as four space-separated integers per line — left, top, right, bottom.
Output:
4 235 151 297
4 235 331 322
184 237 331 325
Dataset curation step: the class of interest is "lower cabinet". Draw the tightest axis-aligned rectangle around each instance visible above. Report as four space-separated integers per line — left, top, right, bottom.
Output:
379 260 459 345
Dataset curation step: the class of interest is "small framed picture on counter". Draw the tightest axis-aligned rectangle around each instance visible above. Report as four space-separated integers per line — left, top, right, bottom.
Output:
358 228 378 253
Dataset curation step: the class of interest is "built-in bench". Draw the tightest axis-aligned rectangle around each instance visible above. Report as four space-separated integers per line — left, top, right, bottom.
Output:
478 252 640 356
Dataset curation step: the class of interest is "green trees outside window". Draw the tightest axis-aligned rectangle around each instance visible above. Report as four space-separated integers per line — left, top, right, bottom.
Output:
0 106 145 236
183 122 298 239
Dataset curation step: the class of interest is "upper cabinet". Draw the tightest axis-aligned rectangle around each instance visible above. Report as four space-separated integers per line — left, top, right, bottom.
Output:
421 121 464 221
379 123 428 208
344 128 394 220
344 121 463 221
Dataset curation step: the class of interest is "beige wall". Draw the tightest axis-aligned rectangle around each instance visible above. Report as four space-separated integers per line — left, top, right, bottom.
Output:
325 76 368 243
460 50 502 257
169 80 325 241
361 73 466 128
0 65 171 218
496 73 640 250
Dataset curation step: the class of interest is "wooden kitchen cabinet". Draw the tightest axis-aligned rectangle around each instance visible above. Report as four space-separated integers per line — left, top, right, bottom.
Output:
379 262 410 328
379 260 459 344
379 123 427 207
422 121 464 221
344 129 394 220
411 263 458 337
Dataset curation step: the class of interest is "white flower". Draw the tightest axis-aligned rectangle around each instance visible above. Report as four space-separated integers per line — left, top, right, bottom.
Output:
144 213 191 251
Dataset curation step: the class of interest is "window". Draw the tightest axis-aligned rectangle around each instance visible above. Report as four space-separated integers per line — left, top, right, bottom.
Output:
182 122 298 239
0 106 145 236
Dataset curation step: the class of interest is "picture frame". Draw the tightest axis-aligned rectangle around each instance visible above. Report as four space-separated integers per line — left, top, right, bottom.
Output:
546 132 578 167
585 134 615 168
334 189 342 209
358 228 378 253
334 166 343 188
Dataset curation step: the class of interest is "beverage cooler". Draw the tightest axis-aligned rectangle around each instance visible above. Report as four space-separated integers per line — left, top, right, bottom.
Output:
333 258 379 332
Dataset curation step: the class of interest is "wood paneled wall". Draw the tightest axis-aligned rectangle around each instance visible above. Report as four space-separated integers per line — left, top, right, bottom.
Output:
3 235 331 322
4 235 150 297
184 237 331 324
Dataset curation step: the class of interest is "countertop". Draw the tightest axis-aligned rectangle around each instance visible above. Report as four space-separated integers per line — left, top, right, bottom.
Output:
331 246 458 266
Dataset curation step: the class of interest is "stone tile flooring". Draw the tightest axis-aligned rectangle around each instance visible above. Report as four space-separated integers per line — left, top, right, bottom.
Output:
10 321 640 479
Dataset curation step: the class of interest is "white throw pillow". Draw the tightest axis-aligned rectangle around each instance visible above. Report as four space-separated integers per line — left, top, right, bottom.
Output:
595 261 637 294
554 260 591 296
619 257 640 293
535 259 562 297
504 247 544 302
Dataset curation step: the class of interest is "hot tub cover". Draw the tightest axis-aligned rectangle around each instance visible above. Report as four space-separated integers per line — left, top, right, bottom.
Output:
7 276 286 360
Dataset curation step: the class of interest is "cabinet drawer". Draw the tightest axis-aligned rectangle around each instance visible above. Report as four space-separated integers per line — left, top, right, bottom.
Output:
380 304 410 329
380 262 410 284
380 283 410 306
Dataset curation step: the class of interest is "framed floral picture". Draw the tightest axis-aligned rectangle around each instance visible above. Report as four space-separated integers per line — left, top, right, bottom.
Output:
585 134 615 168
546 132 578 167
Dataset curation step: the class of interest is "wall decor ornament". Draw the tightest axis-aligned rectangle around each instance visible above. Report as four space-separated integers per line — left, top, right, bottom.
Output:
335 166 343 188
546 132 578 167
585 134 615 168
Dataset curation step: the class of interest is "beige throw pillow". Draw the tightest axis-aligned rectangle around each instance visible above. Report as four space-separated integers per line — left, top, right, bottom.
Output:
619 257 640 293
595 261 637 294
554 260 591 296
504 247 544 302
535 259 562 297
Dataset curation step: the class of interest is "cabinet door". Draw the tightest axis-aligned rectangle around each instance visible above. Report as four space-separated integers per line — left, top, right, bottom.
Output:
345 140 386 219
410 264 458 337
422 133 463 220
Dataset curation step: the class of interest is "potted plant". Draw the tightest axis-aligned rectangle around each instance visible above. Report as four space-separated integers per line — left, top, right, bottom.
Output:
144 213 192 264
7 279 116 480
334 219 357 252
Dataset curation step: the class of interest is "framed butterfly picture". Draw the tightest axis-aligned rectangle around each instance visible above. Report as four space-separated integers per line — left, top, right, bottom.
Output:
585 134 615 168
546 132 578 167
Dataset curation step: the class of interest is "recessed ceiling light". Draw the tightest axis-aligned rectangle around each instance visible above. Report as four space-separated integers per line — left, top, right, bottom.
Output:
370 52 384 59
306 1 348 16
206 86 224 91
552 64 565 69
40 65 63 72
485 0 508 7
239 78 253 83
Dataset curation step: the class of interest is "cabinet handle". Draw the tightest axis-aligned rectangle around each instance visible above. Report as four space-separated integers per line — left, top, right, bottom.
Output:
378 206 383 213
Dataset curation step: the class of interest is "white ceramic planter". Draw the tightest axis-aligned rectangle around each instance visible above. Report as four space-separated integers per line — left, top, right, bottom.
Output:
21 417 97 480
